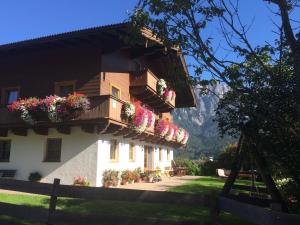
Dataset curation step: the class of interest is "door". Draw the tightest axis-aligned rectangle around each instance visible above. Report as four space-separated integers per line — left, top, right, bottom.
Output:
144 146 153 170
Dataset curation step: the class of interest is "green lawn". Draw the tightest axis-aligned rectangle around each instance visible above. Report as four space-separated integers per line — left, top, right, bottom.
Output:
0 176 259 225
169 176 265 195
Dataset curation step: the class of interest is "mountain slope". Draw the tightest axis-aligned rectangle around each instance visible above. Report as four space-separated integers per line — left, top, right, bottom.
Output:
173 84 234 159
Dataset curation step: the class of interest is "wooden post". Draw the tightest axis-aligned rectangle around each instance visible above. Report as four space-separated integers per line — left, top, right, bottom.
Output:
46 178 60 225
222 134 244 195
209 191 220 225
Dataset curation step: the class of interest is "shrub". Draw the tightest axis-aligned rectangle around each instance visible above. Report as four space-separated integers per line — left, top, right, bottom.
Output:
175 159 200 175
102 170 120 187
28 172 42 182
198 160 219 176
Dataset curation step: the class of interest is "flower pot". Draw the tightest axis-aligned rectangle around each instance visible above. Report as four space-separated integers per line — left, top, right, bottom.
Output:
103 181 112 188
148 177 154 183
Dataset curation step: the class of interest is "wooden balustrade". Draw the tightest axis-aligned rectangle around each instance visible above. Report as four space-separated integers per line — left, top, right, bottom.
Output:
130 70 176 112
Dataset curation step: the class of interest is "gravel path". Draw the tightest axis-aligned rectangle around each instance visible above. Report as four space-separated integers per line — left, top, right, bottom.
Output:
116 175 200 191
0 176 200 195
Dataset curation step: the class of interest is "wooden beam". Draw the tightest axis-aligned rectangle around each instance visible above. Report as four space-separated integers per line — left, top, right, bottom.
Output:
104 124 122 134
81 124 95 134
11 128 27 136
97 122 110 134
33 127 48 135
56 125 71 135
113 127 130 136
0 128 8 137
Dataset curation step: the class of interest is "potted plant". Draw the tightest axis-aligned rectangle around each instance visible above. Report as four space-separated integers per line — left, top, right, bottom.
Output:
28 172 42 182
73 176 90 186
147 173 155 183
121 170 130 185
127 171 135 184
133 168 142 183
102 170 120 188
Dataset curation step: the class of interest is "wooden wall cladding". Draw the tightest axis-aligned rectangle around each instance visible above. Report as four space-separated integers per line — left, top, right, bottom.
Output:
0 44 101 99
100 72 130 102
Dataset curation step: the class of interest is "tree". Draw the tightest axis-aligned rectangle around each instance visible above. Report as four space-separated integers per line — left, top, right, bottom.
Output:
130 0 300 212
267 0 300 123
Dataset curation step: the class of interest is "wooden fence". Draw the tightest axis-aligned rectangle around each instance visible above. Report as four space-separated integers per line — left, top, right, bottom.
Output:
0 178 300 225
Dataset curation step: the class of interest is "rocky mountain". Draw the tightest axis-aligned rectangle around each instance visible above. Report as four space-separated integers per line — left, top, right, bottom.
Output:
173 83 235 159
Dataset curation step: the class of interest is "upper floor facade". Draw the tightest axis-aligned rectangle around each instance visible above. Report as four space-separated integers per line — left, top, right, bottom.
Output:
0 23 195 148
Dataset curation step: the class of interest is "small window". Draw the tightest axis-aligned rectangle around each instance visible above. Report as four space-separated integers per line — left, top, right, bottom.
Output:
167 149 170 161
159 147 163 161
1 87 19 105
129 143 135 162
111 86 120 98
44 139 62 162
0 140 11 162
55 81 75 97
110 140 119 161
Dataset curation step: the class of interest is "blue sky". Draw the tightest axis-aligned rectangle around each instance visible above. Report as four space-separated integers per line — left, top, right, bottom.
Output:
0 0 299 77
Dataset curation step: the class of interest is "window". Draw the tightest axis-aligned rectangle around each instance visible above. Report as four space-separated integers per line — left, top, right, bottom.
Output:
159 147 163 161
44 139 62 162
0 140 11 162
1 87 19 105
54 81 75 96
167 149 170 161
110 140 119 161
129 143 135 162
111 86 120 98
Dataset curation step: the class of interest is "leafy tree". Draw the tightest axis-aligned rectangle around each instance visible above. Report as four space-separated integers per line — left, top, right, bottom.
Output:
130 0 300 211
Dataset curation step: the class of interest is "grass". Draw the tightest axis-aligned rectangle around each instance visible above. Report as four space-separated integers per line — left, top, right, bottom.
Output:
169 176 265 195
0 176 260 225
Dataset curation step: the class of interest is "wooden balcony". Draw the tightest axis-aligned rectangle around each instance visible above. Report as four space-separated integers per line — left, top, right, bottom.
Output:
130 70 175 112
0 95 182 147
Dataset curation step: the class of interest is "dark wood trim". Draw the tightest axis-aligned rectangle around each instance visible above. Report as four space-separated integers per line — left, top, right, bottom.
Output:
54 80 76 96
33 127 48 135
56 125 71 135
0 128 8 137
1 86 20 106
81 124 95 134
11 127 27 136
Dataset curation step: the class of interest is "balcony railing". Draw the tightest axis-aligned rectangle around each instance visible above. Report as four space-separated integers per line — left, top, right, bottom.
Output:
0 95 180 147
130 70 175 112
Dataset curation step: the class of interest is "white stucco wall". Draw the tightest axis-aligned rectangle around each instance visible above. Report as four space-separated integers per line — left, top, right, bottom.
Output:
0 127 174 187
154 147 174 171
96 137 145 186
0 127 99 186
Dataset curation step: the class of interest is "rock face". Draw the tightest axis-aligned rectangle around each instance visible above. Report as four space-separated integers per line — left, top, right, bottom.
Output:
173 83 234 159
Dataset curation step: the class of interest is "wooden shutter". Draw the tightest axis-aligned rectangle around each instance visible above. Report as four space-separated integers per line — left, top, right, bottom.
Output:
0 140 11 162
45 139 62 162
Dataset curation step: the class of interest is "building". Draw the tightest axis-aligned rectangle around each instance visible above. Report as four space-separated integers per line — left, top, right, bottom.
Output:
0 23 195 186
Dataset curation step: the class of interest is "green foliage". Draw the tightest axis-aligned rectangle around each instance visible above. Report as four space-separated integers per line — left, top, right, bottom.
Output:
217 144 237 170
198 160 219 176
175 158 200 175
102 170 120 187
28 172 42 182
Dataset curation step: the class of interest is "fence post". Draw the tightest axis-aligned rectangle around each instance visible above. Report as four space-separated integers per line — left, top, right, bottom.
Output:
209 191 220 225
46 178 60 225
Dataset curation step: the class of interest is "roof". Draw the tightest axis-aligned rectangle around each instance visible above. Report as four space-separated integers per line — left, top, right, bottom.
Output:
0 22 195 107
0 22 129 51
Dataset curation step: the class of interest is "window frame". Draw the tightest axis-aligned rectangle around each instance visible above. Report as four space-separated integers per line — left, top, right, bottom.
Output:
1 86 20 106
44 138 62 163
167 149 170 161
129 143 136 162
54 80 76 96
0 140 11 162
109 140 119 162
159 147 163 161
110 84 121 99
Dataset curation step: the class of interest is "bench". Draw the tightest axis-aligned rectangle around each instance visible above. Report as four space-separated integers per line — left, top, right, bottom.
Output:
0 170 17 179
